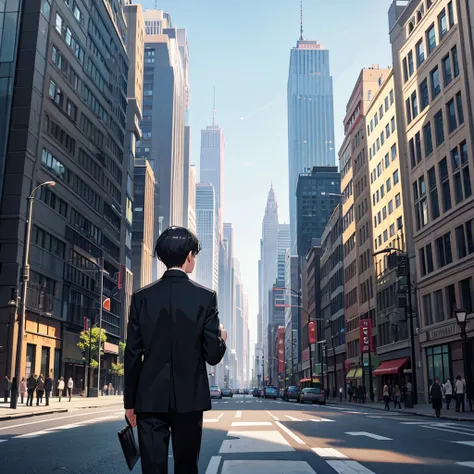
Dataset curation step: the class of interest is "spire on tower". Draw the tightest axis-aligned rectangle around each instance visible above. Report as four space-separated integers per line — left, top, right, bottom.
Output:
212 87 216 126
300 0 304 41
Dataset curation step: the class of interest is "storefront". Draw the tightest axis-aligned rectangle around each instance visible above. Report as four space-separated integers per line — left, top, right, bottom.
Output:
372 357 410 399
345 367 363 391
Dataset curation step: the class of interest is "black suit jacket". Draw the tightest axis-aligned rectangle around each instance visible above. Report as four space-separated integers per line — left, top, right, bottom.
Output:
124 270 226 413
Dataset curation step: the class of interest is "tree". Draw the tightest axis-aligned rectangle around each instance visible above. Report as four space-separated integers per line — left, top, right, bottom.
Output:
109 362 124 377
77 327 107 391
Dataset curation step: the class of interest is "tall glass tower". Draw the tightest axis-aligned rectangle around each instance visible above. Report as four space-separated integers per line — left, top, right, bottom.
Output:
287 35 336 253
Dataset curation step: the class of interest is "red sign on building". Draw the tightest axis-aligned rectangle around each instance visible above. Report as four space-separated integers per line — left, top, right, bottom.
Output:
308 321 316 344
359 319 373 353
277 327 285 374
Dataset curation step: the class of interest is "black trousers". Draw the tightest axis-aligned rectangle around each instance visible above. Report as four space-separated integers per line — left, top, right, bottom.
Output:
137 411 203 474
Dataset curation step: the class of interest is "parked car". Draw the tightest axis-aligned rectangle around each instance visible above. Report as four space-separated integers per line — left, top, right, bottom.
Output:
252 388 260 397
243 389 249 395
259 387 265 397
210 386 222 399
283 386 300 401
221 388 233 398
298 387 326 405
264 386 278 399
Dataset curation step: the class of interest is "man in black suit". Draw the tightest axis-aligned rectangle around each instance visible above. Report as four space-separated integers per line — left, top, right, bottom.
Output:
124 227 227 474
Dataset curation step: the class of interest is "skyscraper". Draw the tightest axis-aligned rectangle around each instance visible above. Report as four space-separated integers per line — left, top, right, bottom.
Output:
200 95 225 237
188 165 197 235
287 8 336 251
277 224 291 281
196 184 219 291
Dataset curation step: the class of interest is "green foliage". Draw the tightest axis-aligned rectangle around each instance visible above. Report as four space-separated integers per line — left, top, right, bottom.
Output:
77 326 107 366
110 362 124 377
118 341 126 355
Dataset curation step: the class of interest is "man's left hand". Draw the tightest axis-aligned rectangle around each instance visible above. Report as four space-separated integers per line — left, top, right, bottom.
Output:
126 408 136 428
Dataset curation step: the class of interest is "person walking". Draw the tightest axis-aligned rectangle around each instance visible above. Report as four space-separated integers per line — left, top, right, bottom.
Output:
3 376 11 403
44 374 53 406
443 378 453 410
57 377 65 402
19 377 27 404
431 379 443 418
26 374 37 406
393 384 402 409
339 386 343 402
348 383 353 403
124 227 227 474
455 375 466 412
36 375 45 405
383 383 390 410
67 377 74 401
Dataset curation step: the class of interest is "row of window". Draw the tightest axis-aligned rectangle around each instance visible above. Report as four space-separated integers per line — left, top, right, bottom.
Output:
44 112 76 157
374 191 402 228
39 186 68 218
55 12 85 63
367 90 394 135
360 276 374 305
403 2 455 83
34 225 66 258
48 78 78 123
375 217 404 250
344 260 357 284
369 117 396 161
370 145 398 184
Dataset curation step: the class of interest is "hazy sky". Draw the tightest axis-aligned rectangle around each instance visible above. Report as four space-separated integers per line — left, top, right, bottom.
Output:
140 0 393 342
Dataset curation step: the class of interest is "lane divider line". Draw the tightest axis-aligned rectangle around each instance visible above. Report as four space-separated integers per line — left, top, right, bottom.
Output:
275 421 305 445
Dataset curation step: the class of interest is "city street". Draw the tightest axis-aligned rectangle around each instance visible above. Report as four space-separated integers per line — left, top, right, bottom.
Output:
1 394 474 473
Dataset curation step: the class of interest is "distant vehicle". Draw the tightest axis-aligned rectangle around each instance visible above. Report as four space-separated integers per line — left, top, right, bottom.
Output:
243 388 249 395
298 387 326 405
210 386 222 399
252 388 260 397
278 388 284 399
234 388 240 394
264 386 278 399
283 386 300 401
221 388 233 397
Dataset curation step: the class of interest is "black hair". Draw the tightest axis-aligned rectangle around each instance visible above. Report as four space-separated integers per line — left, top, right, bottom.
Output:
154 226 201 268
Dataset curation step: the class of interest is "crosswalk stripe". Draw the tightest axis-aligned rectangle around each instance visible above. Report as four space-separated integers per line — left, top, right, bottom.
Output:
285 415 302 421
327 460 376 473
205 456 221 474
275 421 305 444
312 447 347 459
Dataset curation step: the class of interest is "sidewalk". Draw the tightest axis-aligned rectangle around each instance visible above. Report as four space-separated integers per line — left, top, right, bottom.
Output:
326 397 474 422
0 395 123 421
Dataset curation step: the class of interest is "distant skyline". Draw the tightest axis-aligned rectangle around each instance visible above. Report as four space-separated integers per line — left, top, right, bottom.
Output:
140 0 393 340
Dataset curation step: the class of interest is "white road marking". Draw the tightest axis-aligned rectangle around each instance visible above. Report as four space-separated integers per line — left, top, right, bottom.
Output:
219 430 294 453
421 425 474 436
218 413 224 419
231 422 272 427
327 460 376 473
0 440 7 444
235 410 242 418
312 447 347 459
325 406 346 410
220 460 316 472
0 408 121 432
14 430 50 439
266 411 279 421
275 421 305 444
400 422 433 425
205 456 222 474
456 462 474 468
453 441 474 446
203 419 219 423
310 418 335 423
285 415 302 421
346 431 392 441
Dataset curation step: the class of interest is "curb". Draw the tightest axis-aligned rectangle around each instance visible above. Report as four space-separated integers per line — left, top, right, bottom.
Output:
326 401 474 422
0 402 123 422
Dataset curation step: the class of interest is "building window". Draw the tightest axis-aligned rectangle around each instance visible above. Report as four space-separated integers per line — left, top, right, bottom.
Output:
448 1 455 27
393 169 399 185
386 177 392 192
446 284 456 318
430 67 440 98
460 141 472 198
442 54 453 86
426 344 451 387
55 13 63 33
411 91 418 118
385 153 390 168
390 89 394 104
427 24 437 54
423 122 433 156
420 78 429 111
456 224 467 259
408 51 414 77
391 144 397 161
385 96 389 112
460 278 473 313
452 142 472 203
452 46 459 78
434 110 445 147
391 116 396 132
48 79 63 107
395 193 401 208
447 98 457 133
435 232 453 268
426 243 434 273
385 123 390 139
416 39 425 67
428 166 440 220
409 138 416 168
403 57 409 83
41 347 50 379
434 290 445 322
414 177 428 230
397 216 403 230
439 157 452 212
456 92 464 125
390 223 395 237
388 200 393 214
438 9 448 39
423 294 433 326
406 98 412 124
26 344 36 379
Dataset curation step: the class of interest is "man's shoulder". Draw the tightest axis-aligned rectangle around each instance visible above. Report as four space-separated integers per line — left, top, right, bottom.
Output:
132 278 216 300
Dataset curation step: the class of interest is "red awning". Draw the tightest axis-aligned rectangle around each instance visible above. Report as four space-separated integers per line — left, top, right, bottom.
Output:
372 357 409 376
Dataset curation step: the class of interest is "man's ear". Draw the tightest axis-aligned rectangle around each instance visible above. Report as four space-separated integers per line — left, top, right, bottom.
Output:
187 251 193 262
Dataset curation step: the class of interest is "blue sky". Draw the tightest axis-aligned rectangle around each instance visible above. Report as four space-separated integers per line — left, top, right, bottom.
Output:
140 0 393 341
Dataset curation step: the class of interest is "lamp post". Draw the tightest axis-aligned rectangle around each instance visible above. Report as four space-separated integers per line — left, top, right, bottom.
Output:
10 181 55 409
455 309 472 410
5 289 18 379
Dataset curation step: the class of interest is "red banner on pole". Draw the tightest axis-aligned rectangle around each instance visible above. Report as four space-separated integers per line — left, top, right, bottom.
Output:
359 319 373 353
308 321 316 344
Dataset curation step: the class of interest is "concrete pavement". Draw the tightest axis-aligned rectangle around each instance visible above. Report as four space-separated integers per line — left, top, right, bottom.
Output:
2 394 474 472
0 395 123 421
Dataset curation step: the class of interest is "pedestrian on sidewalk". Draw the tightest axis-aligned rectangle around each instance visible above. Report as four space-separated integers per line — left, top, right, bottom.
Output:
383 383 390 410
348 383 353 403
45 374 53 406
430 379 443 418
26 374 37 406
443 378 453 410
108 383 113 396
124 227 227 474
339 386 343 402
67 378 73 401
36 375 45 405
393 384 402 409
19 378 27 404
3 376 11 403
455 375 466 412
57 377 65 402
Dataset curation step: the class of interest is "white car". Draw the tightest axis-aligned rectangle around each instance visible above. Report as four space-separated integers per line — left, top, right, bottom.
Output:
210 386 222 399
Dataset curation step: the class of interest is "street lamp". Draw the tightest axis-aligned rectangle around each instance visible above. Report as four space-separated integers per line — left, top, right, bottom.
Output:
10 180 56 408
454 308 472 408
5 289 18 379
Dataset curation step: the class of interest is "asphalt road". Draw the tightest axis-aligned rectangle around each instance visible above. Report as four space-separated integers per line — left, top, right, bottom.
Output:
1 394 474 473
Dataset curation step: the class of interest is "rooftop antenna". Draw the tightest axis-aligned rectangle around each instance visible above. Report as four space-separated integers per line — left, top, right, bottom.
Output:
212 87 216 126
300 0 304 41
